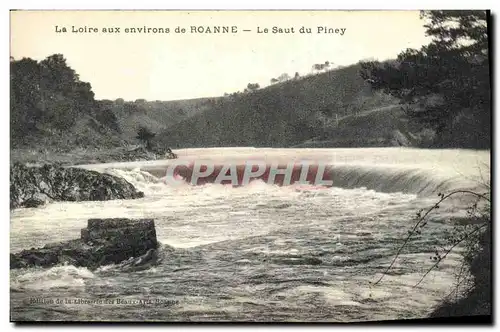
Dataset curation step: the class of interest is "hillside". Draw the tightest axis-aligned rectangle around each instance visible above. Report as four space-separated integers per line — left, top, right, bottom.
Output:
9 54 429 154
157 64 425 149
10 54 219 152
99 97 222 143
10 54 124 151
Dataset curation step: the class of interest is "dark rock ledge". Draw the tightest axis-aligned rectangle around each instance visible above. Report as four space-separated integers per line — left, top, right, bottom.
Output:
10 218 158 270
10 163 144 209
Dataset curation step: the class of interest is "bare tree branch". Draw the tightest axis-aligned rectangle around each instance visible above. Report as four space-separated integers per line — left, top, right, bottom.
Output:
373 189 489 285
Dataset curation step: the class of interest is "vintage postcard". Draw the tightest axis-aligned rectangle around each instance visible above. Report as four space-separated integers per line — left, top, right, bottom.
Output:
9 10 491 323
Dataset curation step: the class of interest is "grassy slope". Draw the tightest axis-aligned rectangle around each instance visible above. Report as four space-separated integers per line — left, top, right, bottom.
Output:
113 97 223 143
295 104 424 148
157 63 423 149
11 63 427 164
10 97 219 164
13 115 124 150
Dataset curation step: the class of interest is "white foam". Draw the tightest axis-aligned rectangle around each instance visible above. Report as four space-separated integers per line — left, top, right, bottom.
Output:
77 147 489 196
11 265 95 291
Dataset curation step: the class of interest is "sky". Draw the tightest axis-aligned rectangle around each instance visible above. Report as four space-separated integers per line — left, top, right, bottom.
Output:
10 10 431 101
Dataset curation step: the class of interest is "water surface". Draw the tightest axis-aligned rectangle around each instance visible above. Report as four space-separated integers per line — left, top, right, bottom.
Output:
10 147 490 322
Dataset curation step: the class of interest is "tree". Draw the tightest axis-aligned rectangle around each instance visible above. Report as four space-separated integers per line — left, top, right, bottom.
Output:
311 62 332 73
39 54 79 94
10 57 43 138
246 83 260 92
360 10 490 148
136 126 156 150
277 73 291 82
270 78 279 84
96 108 121 133
10 53 100 141
312 63 325 72
294 72 300 79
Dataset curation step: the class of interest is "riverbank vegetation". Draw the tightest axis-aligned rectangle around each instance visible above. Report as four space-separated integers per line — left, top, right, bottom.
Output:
360 11 490 149
363 11 491 319
372 173 491 319
11 11 490 163
10 54 211 161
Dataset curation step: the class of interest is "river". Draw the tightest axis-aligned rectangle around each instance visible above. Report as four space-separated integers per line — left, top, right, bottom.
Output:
10 147 490 322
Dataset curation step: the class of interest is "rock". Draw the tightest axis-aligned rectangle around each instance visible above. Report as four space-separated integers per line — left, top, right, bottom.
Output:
119 248 160 272
22 197 46 208
390 129 411 147
10 163 144 209
165 150 178 160
122 146 154 161
84 218 158 266
92 145 178 163
10 218 158 270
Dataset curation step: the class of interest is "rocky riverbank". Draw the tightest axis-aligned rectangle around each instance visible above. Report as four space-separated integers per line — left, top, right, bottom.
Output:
10 163 144 209
11 145 178 167
10 218 159 270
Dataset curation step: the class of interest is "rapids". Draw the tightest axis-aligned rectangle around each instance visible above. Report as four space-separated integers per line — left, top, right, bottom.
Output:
10 147 490 322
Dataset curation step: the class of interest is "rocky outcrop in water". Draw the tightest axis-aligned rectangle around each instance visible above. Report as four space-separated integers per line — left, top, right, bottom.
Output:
120 145 177 162
10 163 144 209
10 218 158 270
97 145 177 163
69 145 178 165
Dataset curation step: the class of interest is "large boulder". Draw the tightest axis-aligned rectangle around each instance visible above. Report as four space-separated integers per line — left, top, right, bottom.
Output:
10 163 144 209
390 129 412 147
10 218 158 270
